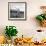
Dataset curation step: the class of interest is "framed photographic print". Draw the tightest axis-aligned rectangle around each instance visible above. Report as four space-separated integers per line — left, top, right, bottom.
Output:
8 2 27 21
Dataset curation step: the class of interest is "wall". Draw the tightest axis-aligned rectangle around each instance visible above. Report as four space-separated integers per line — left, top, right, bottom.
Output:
0 0 46 41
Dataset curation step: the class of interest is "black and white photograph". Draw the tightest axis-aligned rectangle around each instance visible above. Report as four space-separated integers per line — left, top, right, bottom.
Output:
8 2 26 20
